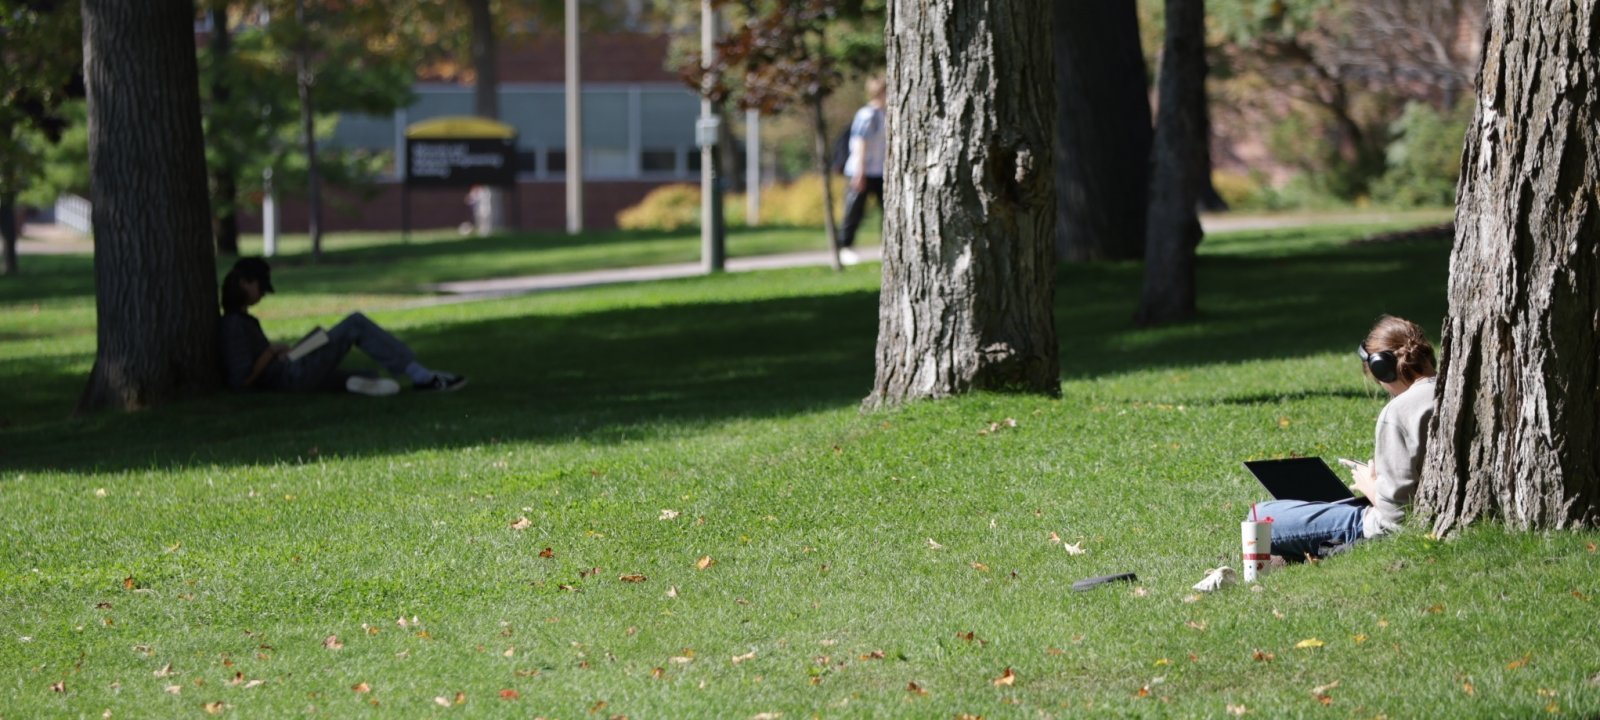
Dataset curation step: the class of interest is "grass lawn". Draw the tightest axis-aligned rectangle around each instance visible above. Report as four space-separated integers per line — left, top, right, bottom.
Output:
2 218 1597 718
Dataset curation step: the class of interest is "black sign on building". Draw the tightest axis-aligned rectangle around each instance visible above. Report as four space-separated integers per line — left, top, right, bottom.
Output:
402 117 519 237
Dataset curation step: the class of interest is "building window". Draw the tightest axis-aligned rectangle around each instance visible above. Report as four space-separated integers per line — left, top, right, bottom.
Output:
640 149 678 173
547 150 567 174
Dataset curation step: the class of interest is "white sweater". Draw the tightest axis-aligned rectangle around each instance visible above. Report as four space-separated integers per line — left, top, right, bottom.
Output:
1363 376 1437 538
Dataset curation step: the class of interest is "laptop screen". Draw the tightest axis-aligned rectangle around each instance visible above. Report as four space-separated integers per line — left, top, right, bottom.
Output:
1243 458 1357 503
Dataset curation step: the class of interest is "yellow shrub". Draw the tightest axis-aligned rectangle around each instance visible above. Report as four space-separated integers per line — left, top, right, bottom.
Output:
615 175 849 231
1210 170 1265 211
759 174 849 227
616 183 701 232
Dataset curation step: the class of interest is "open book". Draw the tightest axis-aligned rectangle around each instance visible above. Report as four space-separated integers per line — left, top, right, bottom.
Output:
285 326 329 362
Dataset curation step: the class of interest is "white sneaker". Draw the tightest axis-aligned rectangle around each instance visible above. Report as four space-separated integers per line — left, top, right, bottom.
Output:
346 376 400 397
839 248 860 266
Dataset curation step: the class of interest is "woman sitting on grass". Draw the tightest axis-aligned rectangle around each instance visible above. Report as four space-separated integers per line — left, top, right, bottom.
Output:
218 257 467 396
1254 315 1438 560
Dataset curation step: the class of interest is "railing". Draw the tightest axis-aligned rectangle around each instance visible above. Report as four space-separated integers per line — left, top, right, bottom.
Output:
55 194 93 235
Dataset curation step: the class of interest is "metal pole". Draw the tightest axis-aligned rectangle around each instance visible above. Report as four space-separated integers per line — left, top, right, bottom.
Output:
699 0 725 273
262 168 279 257
745 108 760 227
564 0 584 234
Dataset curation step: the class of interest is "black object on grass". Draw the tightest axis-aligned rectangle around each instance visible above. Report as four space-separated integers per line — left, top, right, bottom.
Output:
1071 572 1138 591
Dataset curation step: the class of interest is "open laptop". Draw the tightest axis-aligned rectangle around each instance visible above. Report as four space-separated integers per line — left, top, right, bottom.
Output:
1244 457 1370 505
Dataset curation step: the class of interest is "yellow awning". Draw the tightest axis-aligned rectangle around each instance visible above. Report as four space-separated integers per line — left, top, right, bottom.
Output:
405 116 517 140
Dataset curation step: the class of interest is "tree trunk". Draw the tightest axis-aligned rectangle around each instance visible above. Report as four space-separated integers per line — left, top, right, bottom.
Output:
810 94 842 272
468 0 505 235
1053 1 1152 262
865 0 1059 409
295 0 322 261
1134 0 1207 328
1 193 17 276
77 0 221 413
1418 0 1600 535
208 4 240 257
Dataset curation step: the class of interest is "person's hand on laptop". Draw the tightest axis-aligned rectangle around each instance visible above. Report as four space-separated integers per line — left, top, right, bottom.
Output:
1350 460 1379 500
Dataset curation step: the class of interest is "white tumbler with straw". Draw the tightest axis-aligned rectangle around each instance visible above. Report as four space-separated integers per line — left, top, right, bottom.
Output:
1241 505 1272 583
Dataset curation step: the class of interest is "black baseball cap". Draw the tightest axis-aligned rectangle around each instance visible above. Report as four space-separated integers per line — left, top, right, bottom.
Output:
231 257 274 293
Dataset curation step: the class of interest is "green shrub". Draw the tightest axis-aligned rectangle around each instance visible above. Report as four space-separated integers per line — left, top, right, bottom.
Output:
1370 99 1472 208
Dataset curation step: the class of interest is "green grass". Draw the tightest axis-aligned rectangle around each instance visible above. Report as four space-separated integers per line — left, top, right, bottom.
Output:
2 219 1597 718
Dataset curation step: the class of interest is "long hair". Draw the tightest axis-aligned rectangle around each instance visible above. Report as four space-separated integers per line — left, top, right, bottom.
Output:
1363 315 1438 384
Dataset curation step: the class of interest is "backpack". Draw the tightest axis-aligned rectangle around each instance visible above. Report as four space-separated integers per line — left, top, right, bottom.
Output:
829 129 851 175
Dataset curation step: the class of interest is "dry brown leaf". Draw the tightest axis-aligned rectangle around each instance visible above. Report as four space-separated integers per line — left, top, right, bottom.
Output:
926 538 944 550
1587 542 1597 553
50 681 65 693
666 586 678 598
164 685 182 695
1353 633 1368 644
1377 617 1390 628
1135 686 1151 698
1185 621 1207 631
95 488 107 497
503 646 515 657
352 682 371 693
1226 703 1248 716
695 555 715 571
154 663 176 678
1063 542 1087 556
650 666 665 679
1046 647 1064 656
510 516 532 530
499 689 520 700
323 635 343 650
454 691 466 705
992 667 1015 686
732 651 757 664
1463 682 1475 696
971 562 991 572
433 696 451 708
906 681 928 696
860 650 885 660
580 567 602 578
1507 653 1530 670
203 702 225 715
1153 658 1171 666
1132 586 1149 597
538 547 555 559
1251 649 1275 662
590 699 609 713
752 713 782 720
1424 602 1446 614
1310 680 1339 695
669 656 694 664
618 574 647 583
659 509 680 520
122 576 136 591
1048 532 1062 544
243 680 264 689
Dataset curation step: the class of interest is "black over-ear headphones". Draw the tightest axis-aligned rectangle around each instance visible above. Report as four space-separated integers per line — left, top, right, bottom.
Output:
1357 343 1398 383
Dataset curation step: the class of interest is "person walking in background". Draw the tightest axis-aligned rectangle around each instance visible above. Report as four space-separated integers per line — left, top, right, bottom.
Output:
218 258 467 396
839 76 887 266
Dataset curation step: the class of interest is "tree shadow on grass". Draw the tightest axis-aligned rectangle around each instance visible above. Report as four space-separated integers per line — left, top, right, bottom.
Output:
0 236 1451 474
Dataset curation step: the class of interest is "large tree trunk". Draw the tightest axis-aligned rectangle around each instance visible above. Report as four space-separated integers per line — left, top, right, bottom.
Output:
1053 1 1152 262
208 4 240 257
1134 0 1207 328
1 192 17 276
468 0 505 235
1418 0 1600 535
865 0 1059 409
77 0 221 413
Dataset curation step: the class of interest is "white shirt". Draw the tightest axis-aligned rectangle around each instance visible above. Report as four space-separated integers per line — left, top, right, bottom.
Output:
1363 376 1437 538
845 104 886 179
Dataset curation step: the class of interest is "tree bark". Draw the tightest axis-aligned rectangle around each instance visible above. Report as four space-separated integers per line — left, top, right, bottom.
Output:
468 0 505 234
208 4 240 257
866 0 1059 409
295 0 322 260
77 0 221 413
811 94 842 272
1 192 17 276
1419 0 1600 535
1134 0 1207 328
1053 1 1152 262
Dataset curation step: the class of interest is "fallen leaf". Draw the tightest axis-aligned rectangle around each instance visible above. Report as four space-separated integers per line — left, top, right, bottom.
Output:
352 682 370 693
659 509 680 521
1507 653 1530 670
1226 703 1248 716
1048 532 1061 544
503 646 515 657
1311 680 1339 695
669 656 694 664
860 650 885 660
1153 658 1171 667
580 567 602 578
1295 638 1325 649
1132 587 1149 597
1546 702 1560 713
752 713 782 720
1463 682 1475 696
695 555 715 571
243 680 264 689
619 574 647 583
971 562 991 572
323 635 343 650
732 651 757 664
454 691 466 705
590 699 608 713
1278 416 1291 428
1186 621 1208 631
154 663 176 678
499 689 520 700
925 538 944 550
122 576 136 591
1063 542 1087 556
538 547 555 559
906 681 928 696
1135 686 1151 698
1353 633 1368 644
96 488 107 497
434 696 451 708
1046 647 1064 656
1251 649 1275 662
51 681 65 693
1424 602 1445 614
992 667 1015 687
650 667 665 679
164 685 181 695
1587 542 1597 553
666 586 678 598
203 701 225 714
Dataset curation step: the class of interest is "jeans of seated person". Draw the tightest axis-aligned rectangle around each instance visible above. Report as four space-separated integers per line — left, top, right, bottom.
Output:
1250 500 1365 561
280 312 418 391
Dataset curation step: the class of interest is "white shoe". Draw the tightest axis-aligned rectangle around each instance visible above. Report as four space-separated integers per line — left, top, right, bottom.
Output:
346 376 400 396
839 248 860 266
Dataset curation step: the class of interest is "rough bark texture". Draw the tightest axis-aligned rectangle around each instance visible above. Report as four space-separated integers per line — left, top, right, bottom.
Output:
1419 0 1600 535
866 0 1059 409
810 95 842 272
1054 2 1153 262
77 0 221 413
208 4 239 256
295 0 323 260
1134 0 1207 328
1 193 17 276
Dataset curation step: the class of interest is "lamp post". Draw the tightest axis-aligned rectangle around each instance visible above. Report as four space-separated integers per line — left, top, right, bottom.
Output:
565 0 584 234
698 0 725 273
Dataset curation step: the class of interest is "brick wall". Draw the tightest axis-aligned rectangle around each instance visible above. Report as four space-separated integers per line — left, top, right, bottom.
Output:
237 181 665 234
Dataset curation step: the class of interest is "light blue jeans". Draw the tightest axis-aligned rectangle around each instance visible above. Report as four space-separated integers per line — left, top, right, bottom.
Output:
283 312 417 391
1250 500 1365 561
